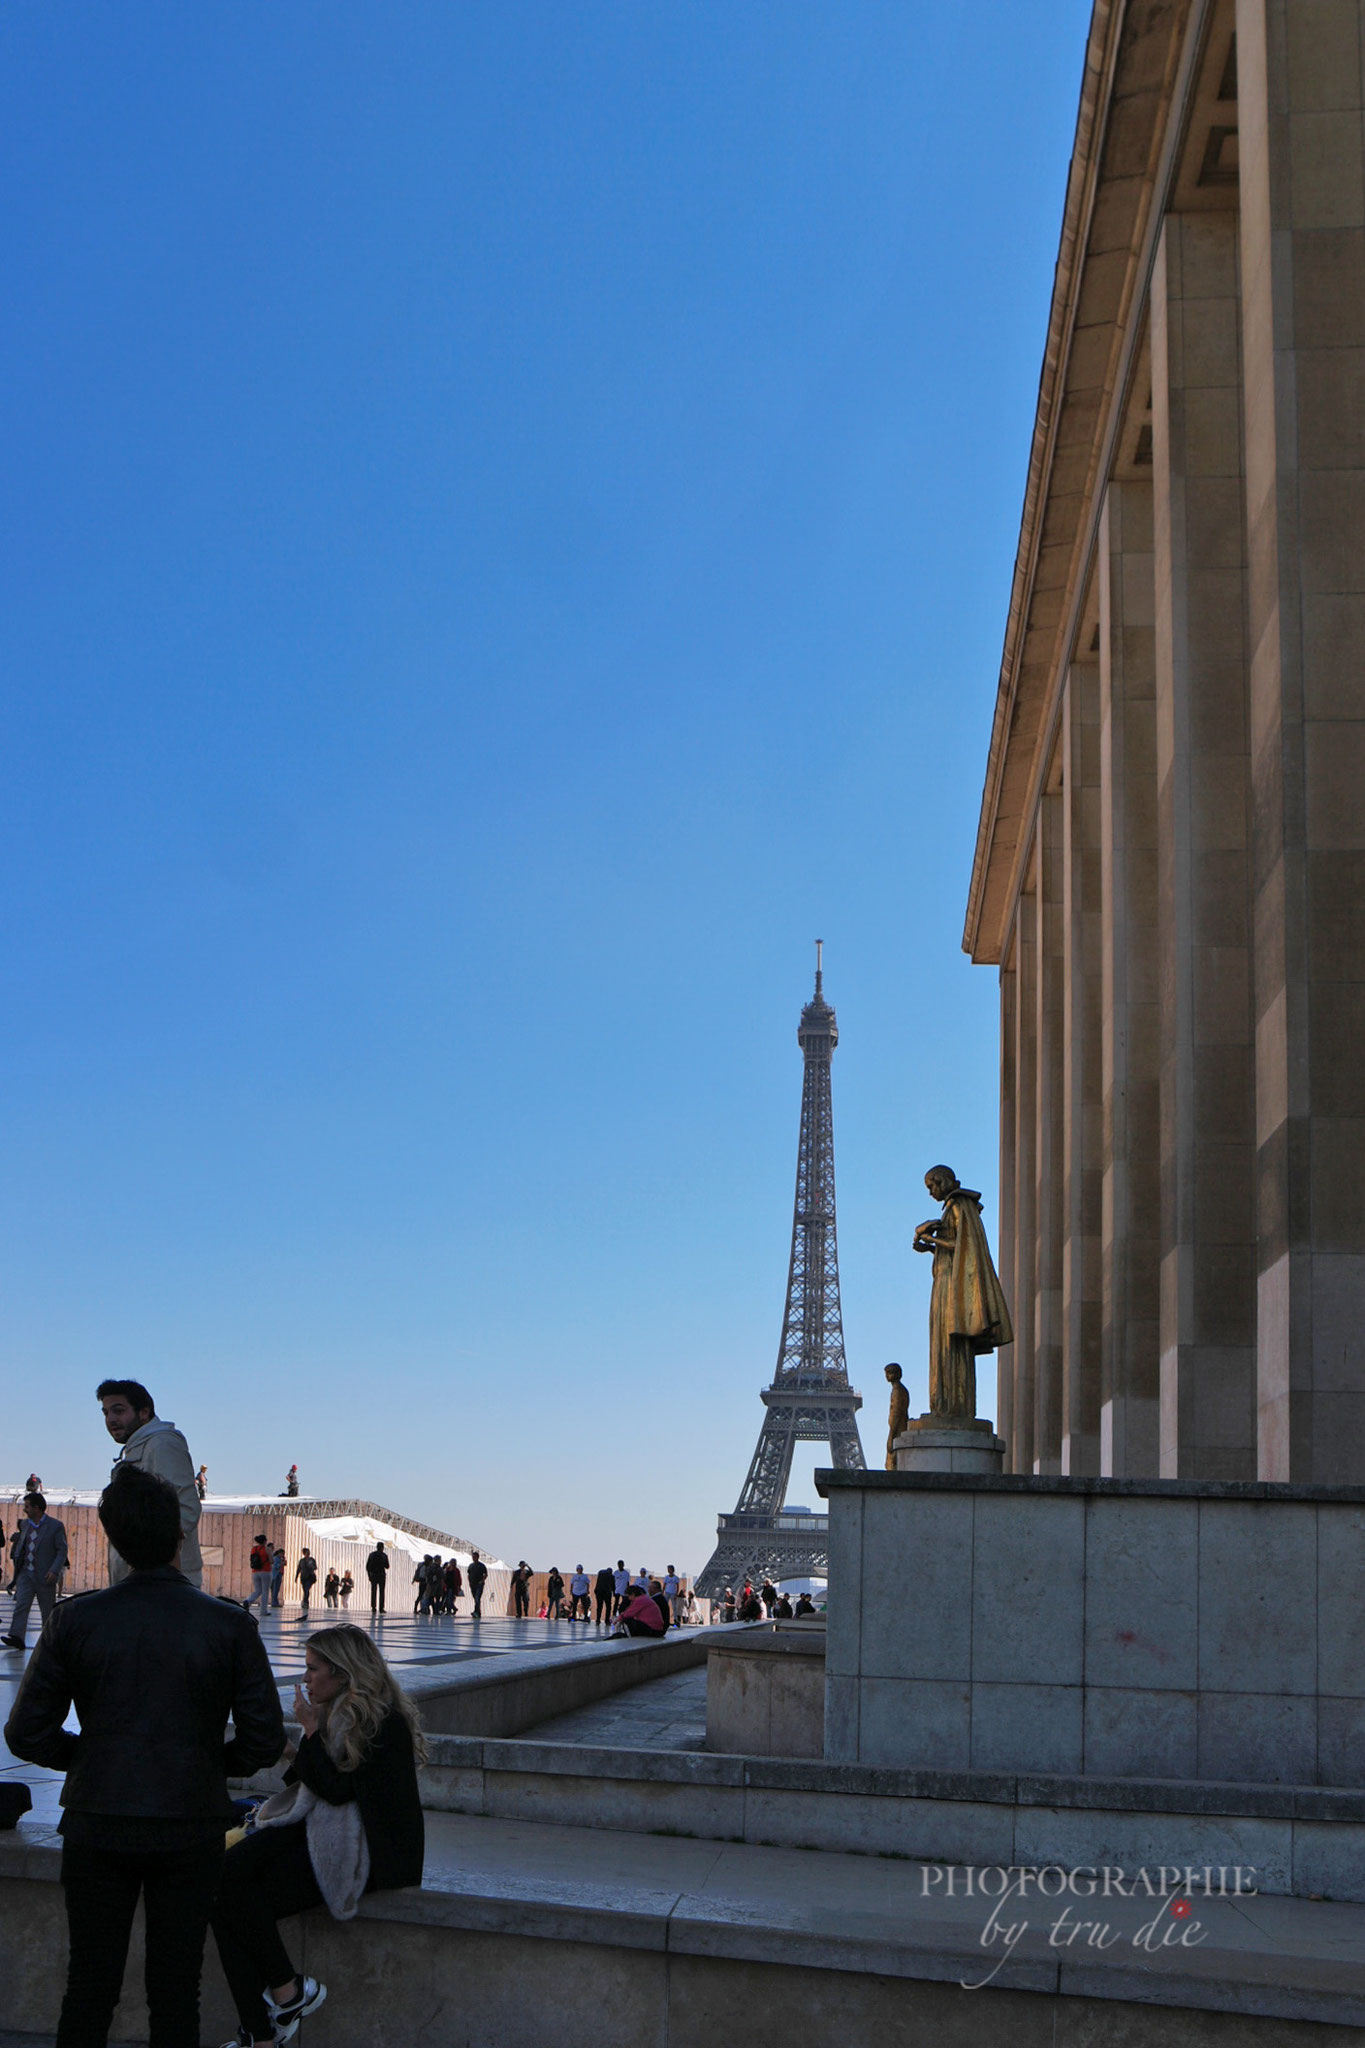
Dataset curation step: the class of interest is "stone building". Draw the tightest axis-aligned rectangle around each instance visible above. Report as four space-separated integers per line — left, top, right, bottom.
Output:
964 0 1365 1482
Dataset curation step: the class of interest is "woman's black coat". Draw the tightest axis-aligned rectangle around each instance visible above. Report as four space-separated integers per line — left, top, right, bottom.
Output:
288 1709 424 1891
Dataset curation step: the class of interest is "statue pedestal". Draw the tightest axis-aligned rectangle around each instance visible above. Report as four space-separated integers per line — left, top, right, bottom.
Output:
893 1416 1005 1475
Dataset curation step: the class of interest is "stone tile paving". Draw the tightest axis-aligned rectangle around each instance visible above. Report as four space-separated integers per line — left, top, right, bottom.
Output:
1 1585 701 1828
520 1662 707 1750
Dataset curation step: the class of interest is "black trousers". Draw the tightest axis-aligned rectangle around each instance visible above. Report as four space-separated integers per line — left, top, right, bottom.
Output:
594 1592 612 1623
211 1823 322 2042
57 1837 224 2048
369 1578 385 1612
513 1582 529 1617
470 1582 484 1616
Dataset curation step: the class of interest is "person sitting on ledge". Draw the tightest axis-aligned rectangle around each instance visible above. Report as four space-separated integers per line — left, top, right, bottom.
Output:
612 1585 667 1638
210 1623 426 2048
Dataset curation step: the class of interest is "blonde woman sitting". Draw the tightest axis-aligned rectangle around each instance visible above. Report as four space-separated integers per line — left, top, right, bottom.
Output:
211 1624 426 2046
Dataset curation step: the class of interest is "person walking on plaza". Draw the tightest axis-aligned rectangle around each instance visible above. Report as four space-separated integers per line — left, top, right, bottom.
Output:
270 1545 286 1609
442 1556 462 1613
5 1465 284 2048
593 1563 615 1628
413 1557 434 1616
210 1624 425 2048
467 1549 487 1619
246 1535 273 1622
98 1378 203 1590
569 1566 590 1621
545 1566 564 1620
661 1567 681 1628
512 1560 531 1619
324 1568 340 1610
1 1491 69 1652
612 1560 630 1617
295 1550 318 1615
339 1570 354 1608
366 1541 389 1615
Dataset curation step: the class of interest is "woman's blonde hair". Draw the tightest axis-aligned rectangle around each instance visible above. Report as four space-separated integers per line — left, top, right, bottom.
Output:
304 1624 428 1770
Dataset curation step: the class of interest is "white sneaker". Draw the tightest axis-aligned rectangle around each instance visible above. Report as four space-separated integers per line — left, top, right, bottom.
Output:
264 1976 327 2043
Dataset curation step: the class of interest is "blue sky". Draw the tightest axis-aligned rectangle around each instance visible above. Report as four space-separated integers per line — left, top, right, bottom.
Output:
2 2 1089 1570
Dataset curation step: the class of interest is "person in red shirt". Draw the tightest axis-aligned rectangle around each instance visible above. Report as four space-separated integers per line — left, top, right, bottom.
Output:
247 1537 273 1620
612 1585 668 1639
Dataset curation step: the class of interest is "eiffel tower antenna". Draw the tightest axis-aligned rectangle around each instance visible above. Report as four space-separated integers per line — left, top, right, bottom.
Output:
696 952 866 1598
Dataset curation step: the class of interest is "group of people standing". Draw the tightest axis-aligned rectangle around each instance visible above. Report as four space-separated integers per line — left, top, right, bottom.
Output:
4 1393 428 2048
717 1579 820 1624
408 1552 462 1614
509 1560 693 1630
358 1540 488 1618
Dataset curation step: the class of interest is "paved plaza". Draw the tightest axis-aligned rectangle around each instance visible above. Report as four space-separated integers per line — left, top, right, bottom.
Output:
0 1594 704 1829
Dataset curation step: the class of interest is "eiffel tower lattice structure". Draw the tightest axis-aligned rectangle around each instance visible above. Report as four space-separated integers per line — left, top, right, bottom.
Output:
696 947 866 1598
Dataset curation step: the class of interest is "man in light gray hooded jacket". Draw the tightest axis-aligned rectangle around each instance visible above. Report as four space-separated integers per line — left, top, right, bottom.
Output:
97 1378 203 1587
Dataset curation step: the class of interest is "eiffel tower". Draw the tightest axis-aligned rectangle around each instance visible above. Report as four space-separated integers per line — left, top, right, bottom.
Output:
696 946 865 1598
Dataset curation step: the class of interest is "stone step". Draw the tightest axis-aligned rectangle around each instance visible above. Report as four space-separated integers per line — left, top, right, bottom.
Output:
4 1811 1365 2042
418 1731 1365 1905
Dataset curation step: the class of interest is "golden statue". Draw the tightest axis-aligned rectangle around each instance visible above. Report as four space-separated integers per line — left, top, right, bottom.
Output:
912 1166 1013 1423
883 1363 909 1469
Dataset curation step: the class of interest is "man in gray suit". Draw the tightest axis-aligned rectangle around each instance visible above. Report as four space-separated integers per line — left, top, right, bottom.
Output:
1 1491 69 1651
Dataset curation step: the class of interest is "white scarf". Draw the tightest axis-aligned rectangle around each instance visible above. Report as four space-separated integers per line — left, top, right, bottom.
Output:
249 1729 371 1921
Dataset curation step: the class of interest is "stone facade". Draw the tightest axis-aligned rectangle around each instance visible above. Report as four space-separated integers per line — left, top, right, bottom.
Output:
965 0 1365 1482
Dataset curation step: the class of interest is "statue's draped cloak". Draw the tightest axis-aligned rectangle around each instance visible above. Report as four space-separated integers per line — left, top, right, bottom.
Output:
928 1190 1013 1420
941 1190 1013 1354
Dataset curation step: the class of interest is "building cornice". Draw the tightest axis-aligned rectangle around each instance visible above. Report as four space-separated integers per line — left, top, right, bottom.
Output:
963 0 1200 964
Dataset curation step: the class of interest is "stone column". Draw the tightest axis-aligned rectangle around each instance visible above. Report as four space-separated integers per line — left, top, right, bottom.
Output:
1010 889 1038 1475
1238 0 1365 1478
1063 661 1103 1473
1034 791 1066 1473
1099 479 1161 1475
996 956 1017 1455
1152 211 1258 1480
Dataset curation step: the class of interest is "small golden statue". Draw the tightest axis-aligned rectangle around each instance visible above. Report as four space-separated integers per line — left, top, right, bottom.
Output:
883 1363 910 1469
912 1165 1013 1423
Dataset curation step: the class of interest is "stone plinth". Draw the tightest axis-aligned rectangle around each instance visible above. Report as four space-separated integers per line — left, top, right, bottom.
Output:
816 1469 1365 1787
706 1623 825 1758
894 1417 1005 1474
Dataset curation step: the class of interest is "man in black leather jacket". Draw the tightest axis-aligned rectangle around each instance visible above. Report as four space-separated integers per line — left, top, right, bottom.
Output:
5 1464 285 2048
